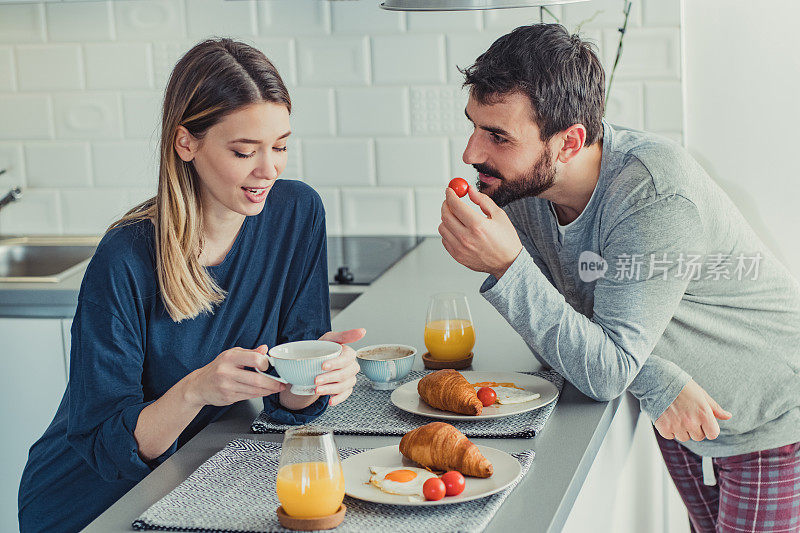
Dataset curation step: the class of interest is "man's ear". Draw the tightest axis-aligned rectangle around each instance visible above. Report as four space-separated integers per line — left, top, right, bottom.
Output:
556 124 587 164
174 125 199 162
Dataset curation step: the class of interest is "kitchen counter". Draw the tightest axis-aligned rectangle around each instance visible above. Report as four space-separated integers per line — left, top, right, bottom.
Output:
83 237 622 533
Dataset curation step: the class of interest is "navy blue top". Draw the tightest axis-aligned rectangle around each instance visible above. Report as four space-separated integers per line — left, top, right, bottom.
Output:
18 180 332 533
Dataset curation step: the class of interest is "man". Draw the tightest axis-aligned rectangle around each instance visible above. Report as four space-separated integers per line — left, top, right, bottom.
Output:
440 24 800 532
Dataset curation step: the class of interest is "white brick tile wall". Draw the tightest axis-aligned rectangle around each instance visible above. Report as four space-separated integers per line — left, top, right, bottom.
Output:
281 138 302 180
407 11 481 32
122 92 161 140
341 187 415 235
0 95 53 140
371 34 445 85
302 139 374 187
483 6 560 30
414 187 444 236
45 2 114 42
252 38 295 87
0 4 45 44
91 140 157 187
186 0 257 38
315 186 342 236
562 0 642 31
411 86 471 135
127 186 156 207
2 0 683 236
60 189 131 234
605 82 644 130
152 42 193 88
53 93 122 140
0 143 25 189
603 28 680 80
297 36 369 86
331 2 405 34
0 46 15 91
16 45 83 91
257 0 330 36
0 189 61 235
114 0 186 41
336 87 409 136
641 0 680 27
644 81 683 132
290 87 335 136
375 137 449 187
84 43 153 90
24 142 91 188
445 33 499 84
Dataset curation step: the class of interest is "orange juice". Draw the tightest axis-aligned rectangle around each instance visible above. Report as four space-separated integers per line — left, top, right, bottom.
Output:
276 461 345 518
424 319 475 360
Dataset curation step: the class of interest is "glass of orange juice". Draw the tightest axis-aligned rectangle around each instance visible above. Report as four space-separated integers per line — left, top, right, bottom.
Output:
424 292 475 361
276 426 344 518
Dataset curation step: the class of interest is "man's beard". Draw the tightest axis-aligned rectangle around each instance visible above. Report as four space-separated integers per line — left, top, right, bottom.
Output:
475 146 556 207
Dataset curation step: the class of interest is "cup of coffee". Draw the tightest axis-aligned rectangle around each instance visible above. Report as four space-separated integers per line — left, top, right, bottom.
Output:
356 344 417 390
257 340 342 395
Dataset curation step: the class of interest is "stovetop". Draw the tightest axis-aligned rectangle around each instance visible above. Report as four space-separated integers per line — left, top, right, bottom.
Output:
327 236 425 286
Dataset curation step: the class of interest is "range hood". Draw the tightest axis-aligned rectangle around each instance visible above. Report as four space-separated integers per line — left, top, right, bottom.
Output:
380 0 588 11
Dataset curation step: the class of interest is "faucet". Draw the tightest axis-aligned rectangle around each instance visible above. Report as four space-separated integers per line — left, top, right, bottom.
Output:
0 184 22 212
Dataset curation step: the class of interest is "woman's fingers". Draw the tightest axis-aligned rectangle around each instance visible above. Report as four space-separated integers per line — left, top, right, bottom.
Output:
233 368 286 393
321 345 358 372
328 379 357 406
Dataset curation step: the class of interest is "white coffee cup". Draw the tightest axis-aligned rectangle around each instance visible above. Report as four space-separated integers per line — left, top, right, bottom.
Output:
256 340 342 395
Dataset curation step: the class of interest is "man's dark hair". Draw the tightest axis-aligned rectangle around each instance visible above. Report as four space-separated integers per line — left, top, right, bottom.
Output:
462 24 605 146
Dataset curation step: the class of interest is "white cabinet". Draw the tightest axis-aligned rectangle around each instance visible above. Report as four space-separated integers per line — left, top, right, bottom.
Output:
0 318 67 533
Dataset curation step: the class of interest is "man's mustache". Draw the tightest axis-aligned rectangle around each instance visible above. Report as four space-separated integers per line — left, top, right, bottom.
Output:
473 163 504 181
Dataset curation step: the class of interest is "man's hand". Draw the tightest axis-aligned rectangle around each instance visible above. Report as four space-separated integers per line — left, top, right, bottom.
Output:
439 185 523 279
654 379 732 441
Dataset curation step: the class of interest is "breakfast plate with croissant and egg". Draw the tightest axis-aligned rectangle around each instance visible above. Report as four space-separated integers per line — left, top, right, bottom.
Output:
342 422 522 506
391 369 559 421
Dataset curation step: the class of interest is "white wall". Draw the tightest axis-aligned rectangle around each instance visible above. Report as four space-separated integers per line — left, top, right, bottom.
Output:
684 0 800 279
0 0 681 237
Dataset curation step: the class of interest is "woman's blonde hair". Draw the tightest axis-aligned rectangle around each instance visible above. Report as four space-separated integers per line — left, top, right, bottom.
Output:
109 39 291 322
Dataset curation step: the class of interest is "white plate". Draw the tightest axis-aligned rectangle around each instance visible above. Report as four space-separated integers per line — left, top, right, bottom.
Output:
390 371 558 421
342 444 521 506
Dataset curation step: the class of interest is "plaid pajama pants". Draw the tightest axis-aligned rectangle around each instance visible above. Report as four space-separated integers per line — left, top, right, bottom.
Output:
655 429 800 532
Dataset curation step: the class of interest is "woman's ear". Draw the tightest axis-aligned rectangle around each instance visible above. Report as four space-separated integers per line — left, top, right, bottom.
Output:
174 125 198 162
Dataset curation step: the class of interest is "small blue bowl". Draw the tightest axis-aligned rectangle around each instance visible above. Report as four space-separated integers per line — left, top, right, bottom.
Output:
356 344 417 390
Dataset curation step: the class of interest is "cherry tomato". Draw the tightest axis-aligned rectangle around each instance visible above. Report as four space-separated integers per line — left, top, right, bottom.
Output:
477 386 497 407
423 477 446 501
441 471 466 496
448 177 469 198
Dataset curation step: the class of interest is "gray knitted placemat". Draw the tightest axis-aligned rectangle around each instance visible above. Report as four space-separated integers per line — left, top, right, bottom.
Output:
252 370 564 439
132 438 534 533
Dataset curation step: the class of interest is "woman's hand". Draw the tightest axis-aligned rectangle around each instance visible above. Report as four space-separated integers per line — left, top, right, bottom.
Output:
654 379 732 441
186 347 287 408
313 328 365 406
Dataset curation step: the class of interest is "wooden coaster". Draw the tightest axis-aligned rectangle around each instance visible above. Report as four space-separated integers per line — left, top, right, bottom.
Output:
276 504 346 531
422 352 473 370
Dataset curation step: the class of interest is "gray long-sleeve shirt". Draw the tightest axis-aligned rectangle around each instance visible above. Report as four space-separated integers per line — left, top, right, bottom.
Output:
481 122 800 457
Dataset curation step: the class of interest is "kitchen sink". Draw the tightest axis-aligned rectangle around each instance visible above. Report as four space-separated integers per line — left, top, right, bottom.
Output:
0 236 99 282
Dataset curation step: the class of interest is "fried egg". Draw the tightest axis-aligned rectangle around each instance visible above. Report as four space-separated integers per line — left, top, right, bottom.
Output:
473 383 541 405
368 466 438 498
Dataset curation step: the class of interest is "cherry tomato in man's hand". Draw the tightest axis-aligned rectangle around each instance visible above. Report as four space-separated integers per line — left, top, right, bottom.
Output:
441 471 466 496
477 387 497 407
423 477 446 501
448 177 469 198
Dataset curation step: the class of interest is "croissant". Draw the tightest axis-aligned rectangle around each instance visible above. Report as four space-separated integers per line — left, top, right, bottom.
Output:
418 369 483 416
399 422 494 478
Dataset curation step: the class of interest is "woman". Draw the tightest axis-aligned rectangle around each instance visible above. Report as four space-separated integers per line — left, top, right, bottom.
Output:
18 39 362 532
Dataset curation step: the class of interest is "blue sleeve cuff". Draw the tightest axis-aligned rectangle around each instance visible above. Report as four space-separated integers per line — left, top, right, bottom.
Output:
262 394 329 425
69 400 178 482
